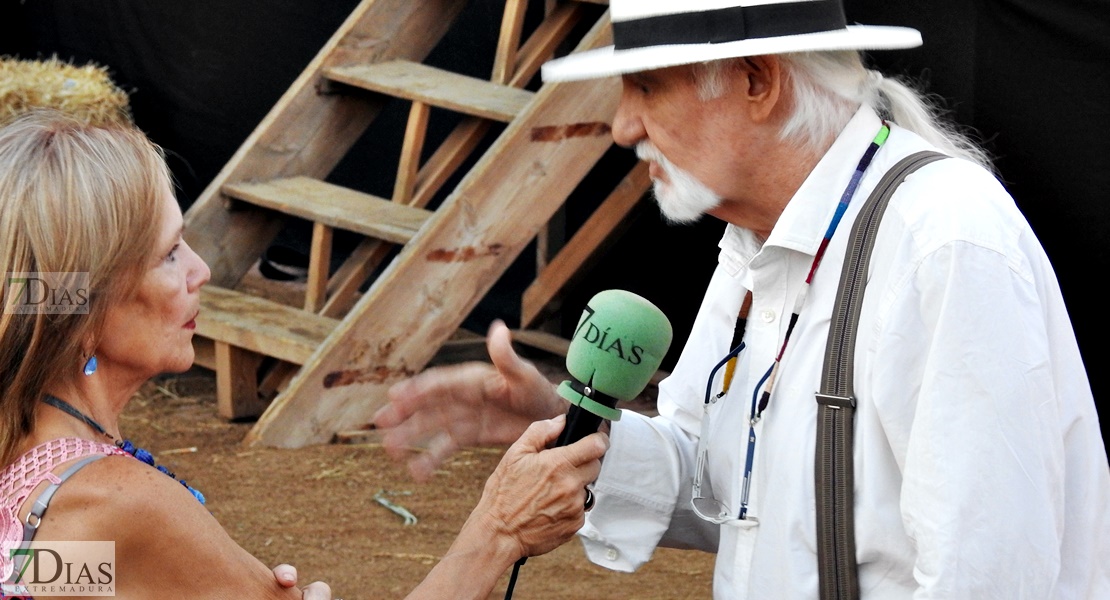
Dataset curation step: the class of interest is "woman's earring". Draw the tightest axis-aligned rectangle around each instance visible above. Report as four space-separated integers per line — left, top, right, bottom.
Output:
83 355 98 376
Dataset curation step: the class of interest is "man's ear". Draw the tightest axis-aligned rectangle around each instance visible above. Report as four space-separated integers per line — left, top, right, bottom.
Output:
741 55 783 124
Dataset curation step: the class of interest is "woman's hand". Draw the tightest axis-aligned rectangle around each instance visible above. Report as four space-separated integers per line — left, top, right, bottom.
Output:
375 320 566 480
403 416 608 600
272 564 332 599
468 415 608 559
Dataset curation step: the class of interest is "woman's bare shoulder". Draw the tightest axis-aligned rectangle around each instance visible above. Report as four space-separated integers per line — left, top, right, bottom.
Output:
37 455 300 599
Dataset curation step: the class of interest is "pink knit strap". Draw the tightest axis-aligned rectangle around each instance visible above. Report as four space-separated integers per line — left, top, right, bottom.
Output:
2 437 125 581
2 438 123 498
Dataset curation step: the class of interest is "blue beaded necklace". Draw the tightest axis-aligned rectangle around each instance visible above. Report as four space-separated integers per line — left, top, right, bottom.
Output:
41 394 206 505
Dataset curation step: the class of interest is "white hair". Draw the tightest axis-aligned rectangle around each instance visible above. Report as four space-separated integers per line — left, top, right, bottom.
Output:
694 52 993 172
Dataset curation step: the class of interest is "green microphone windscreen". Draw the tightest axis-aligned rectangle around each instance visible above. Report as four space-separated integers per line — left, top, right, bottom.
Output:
558 289 673 410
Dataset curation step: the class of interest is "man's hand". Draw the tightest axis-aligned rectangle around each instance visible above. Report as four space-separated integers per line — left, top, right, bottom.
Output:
374 320 566 480
272 564 333 599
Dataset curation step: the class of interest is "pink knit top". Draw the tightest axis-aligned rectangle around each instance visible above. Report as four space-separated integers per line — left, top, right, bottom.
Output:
1 438 125 581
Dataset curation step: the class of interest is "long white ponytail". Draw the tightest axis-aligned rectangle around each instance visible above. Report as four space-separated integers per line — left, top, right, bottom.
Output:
778 51 993 171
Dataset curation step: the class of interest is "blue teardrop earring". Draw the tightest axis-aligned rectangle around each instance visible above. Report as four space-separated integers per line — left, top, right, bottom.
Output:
83 355 98 376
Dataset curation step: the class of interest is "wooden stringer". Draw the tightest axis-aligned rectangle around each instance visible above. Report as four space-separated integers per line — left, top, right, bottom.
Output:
184 0 650 447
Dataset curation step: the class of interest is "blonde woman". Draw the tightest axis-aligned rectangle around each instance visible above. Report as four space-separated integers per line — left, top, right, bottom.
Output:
0 110 606 599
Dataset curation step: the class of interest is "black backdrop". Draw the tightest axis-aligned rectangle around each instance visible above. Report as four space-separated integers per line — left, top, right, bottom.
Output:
3 1 1107 403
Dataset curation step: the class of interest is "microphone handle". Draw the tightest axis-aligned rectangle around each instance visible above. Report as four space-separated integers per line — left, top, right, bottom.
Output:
555 398 615 448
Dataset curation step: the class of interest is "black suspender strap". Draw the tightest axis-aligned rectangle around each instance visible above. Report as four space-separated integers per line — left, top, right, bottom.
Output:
815 150 947 600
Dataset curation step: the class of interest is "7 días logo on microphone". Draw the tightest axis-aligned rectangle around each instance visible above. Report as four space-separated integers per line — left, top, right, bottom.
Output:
573 305 650 366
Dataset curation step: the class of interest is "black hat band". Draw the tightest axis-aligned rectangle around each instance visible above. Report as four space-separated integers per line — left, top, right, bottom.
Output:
613 0 848 51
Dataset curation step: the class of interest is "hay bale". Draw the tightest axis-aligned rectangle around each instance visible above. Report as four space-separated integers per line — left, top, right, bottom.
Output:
0 56 132 127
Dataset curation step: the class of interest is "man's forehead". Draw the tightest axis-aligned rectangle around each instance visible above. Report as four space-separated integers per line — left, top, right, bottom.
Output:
623 63 696 83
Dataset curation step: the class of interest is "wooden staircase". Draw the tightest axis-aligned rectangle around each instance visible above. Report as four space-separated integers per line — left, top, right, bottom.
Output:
184 0 649 447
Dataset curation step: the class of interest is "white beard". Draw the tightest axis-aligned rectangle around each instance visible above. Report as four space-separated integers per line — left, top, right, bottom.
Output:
636 141 721 224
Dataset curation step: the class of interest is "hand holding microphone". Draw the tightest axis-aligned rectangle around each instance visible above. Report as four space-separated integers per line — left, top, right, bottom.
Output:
555 289 673 448
501 290 672 599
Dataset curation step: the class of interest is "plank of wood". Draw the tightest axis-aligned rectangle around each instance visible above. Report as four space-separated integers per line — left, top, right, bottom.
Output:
223 177 432 245
215 342 268 420
325 60 535 123
305 222 333 312
412 117 492 208
246 15 621 448
511 2 591 88
192 336 216 370
492 0 528 84
394 101 430 204
184 0 470 288
521 161 650 327
197 285 338 365
322 238 389 318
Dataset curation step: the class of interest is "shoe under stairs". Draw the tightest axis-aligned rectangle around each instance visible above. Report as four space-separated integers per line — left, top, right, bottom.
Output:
184 0 651 447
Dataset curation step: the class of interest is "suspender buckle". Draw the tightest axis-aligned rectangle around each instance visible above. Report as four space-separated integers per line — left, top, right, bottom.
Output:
815 392 855 409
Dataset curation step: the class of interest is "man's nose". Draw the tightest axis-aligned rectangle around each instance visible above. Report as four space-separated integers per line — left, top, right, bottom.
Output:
611 97 646 148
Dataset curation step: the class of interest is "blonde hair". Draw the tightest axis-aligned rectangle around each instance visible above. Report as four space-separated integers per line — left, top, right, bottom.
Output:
0 109 167 464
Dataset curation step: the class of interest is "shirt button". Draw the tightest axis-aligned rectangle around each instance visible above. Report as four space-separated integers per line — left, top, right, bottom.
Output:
605 548 619 561
761 309 776 323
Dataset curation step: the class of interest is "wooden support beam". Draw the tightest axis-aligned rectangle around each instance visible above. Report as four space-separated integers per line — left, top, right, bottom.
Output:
522 161 650 327
321 239 392 318
305 222 333 313
412 117 491 208
394 101 431 204
511 1 590 87
193 336 216 370
493 0 529 84
215 341 268 420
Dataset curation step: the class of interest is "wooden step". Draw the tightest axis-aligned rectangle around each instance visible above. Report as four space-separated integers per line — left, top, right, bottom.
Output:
197 285 339 365
223 176 432 244
325 60 535 123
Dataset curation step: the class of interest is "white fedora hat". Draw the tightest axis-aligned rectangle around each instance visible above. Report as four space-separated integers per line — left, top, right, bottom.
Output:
542 0 922 82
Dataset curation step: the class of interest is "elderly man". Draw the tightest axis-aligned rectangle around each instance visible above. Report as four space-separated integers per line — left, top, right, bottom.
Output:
374 0 1110 597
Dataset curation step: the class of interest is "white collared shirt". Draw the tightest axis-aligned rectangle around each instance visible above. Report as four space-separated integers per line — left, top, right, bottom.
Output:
579 106 1110 598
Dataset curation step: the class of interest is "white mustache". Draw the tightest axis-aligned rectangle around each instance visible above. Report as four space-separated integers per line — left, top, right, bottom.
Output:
634 141 721 224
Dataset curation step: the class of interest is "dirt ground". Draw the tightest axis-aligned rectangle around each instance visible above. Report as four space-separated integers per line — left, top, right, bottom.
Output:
123 357 715 599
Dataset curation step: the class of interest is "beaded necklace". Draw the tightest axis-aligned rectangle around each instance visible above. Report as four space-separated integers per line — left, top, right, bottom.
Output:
40 394 206 505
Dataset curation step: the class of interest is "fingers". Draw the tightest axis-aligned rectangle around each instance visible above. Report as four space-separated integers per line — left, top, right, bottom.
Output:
510 414 566 453
272 564 297 588
301 581 333 600
486 320 532 383
509 416 607 482
554 431 610 471
375 367 444 428
407 431 460 482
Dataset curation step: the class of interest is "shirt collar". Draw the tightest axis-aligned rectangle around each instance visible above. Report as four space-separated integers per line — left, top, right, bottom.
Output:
718 105 884 276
